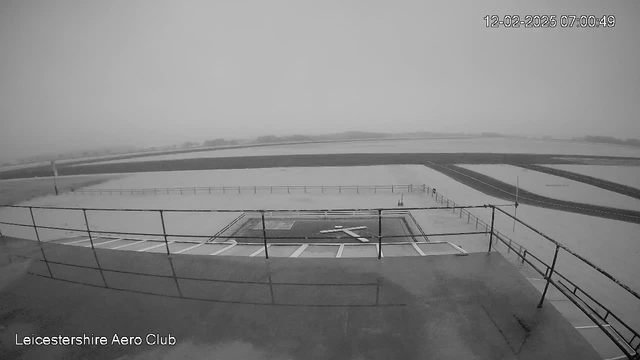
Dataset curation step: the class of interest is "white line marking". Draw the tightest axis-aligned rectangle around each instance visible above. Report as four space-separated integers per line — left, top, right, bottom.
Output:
249 246 267 257
320 226 367 234
342 229 369 243
83 238 123 247
139 242 172 252
210 243 236 255
575 324 611 329
290 244 308 258
411 242 426 256
64 238 92 245
446 242 468 255
336 244 345 258
111 240 147 250
174 243 204 254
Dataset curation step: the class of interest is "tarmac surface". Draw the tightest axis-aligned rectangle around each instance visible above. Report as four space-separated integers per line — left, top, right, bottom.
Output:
0 236 601 360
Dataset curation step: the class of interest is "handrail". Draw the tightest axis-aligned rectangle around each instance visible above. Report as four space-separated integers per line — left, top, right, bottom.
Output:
493 206 640 302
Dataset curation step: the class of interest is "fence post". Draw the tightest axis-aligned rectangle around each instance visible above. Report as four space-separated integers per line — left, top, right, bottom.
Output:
378 209 383 260
261 211 269 259
29 207 41 243
83 209 95 250
159 210 170 255
538 245 560 308
488 207 496 252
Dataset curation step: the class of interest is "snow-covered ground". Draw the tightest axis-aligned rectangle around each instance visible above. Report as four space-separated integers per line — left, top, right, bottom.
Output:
545 164 640 189
82 138 640 166
458 164 640 211
75 166 424 189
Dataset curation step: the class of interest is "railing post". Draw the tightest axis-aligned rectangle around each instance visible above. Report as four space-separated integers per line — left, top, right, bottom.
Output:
538 245 560 308
29 207 41 243
488 206 496 252
261 211 269 259
159 210 170 255
378 209 383 259
83 209 95 250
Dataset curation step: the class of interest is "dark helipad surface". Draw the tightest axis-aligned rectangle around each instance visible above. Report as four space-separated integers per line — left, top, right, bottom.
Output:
0 236 601 360
232 217 414 244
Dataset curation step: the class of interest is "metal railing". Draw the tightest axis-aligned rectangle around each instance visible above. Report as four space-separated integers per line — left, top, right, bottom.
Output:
1 196 638 358
424 188 639 359
69 184 423 196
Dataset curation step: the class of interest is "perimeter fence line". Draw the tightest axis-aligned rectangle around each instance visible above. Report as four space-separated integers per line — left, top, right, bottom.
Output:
68 184 424 196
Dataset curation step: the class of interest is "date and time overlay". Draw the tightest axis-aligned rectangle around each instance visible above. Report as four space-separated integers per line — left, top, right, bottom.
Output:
484 15 616 28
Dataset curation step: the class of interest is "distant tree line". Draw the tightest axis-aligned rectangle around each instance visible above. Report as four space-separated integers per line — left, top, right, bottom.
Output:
575 135 640 147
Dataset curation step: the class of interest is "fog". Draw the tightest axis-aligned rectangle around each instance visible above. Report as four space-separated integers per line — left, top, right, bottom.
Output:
1 0 639 162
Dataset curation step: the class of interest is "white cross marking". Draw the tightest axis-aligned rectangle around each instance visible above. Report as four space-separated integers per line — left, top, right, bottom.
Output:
319 226 369 243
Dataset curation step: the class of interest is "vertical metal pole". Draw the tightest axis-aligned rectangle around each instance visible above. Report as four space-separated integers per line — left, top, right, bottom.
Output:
29 207 41 243
467 212 470 223
488 207 496 252
53 176 59 196
339 186 342 194
538 245 560 308
83 209 95 250
377 209 383 259
159 210 170 255
391 185 394 193
476 217 479 228
261 211 269 259
254 186 257 194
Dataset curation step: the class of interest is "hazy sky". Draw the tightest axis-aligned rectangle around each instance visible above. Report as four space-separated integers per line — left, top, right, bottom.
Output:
1 0 639 161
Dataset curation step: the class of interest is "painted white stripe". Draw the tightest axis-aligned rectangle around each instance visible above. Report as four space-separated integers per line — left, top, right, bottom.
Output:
320 226 367 234
174 243 204 254
447 242 468 255
64 238 92 245
112 240 147 250
575 324 611 329
342 229 369 243
138 242 172 252
83 238 123 247
336 244 345 258
290 244 308 258
210 243 236 255
249 246 267 257
411 242 426 256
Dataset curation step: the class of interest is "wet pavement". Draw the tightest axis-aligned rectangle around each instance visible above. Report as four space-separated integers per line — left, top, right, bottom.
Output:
0 236 601 360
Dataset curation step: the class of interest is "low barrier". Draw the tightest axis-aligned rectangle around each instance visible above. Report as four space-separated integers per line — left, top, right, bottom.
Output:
69 184 425 196
1 193 638 358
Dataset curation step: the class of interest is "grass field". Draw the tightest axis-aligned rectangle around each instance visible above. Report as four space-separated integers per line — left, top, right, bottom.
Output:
545 164 640 189
457 164 640 211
